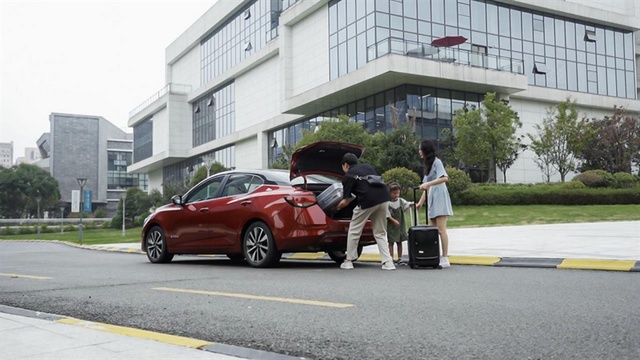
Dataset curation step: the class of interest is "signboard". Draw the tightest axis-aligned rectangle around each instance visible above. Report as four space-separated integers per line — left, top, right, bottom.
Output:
83 190 92 213
71 190 80 212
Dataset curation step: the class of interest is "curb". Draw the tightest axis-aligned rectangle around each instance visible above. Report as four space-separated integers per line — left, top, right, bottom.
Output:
4 240 638 272
0 305 302 360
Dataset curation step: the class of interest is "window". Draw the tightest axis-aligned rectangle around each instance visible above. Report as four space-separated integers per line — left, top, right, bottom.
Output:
584 29 597 42
533 62 547 74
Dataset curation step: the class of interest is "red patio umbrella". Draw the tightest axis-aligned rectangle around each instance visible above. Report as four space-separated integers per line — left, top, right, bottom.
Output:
431 35 467 47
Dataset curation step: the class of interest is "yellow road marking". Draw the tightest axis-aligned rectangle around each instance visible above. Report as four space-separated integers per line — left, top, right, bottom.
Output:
57 318 211 348
287 252 327 260
357 254 381 262
449 256 501 266
154 287 354 308
558 259 635 271
0 273 51 280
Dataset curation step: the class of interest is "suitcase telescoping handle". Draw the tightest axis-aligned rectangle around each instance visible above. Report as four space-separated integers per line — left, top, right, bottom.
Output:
412 186 427 227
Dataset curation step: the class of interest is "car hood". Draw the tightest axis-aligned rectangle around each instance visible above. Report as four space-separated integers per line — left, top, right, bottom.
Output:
289 141 364 180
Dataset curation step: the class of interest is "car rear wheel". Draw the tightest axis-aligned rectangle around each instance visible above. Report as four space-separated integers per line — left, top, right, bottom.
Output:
145 226 174 263
327 245 363 264
243 222 280 268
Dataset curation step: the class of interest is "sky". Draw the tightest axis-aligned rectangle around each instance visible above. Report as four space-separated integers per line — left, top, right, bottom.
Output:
1 0 216 162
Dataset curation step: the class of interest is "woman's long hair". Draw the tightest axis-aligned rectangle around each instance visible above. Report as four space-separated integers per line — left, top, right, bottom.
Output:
420 139 436 177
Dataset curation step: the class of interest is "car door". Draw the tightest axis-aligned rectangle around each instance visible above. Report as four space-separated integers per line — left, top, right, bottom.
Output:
205 174 262 249
171 176 224 251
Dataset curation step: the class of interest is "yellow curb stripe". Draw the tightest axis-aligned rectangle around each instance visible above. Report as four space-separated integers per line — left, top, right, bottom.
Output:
449 256 501 266
558 259 635 271
286 253 327 260
57 318 212 348
0 272 51 280
154 287 354 308
357 254 381 262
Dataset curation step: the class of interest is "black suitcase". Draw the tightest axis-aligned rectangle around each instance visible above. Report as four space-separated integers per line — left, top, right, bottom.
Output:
408 187 441 269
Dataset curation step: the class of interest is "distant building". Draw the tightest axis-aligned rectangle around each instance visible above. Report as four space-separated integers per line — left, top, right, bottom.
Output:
127 0 639 187
0 141 13 168
37 113 148 216
15 147 41 165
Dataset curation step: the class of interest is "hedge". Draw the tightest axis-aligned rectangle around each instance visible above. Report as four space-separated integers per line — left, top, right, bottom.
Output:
453 187 640 205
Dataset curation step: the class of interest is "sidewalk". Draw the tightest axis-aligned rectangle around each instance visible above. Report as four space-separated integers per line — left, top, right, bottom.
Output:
0 305 300 360
1 222 638 359
91 221 640 272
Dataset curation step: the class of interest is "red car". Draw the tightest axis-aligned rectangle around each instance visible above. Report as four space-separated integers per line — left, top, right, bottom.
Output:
141 142 376 267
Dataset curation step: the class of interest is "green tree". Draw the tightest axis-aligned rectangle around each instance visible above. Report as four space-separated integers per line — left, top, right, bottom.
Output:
579 106 640 174
190 161 230 187
0 164 60 218
452 93 523 182
113 187 152 228
374 125 422 174
269 143 295 170
527 98 593 182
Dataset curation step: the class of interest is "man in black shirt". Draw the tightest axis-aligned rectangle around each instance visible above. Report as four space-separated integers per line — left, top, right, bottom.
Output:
336 153 395 270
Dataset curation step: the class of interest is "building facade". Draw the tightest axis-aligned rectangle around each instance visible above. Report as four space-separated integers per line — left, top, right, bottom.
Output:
38 113 148 215
15 147 41 165
127 0 640 190
0 142 13 168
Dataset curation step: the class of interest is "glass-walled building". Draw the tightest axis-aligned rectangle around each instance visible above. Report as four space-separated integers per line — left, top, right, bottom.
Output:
128 0 639 189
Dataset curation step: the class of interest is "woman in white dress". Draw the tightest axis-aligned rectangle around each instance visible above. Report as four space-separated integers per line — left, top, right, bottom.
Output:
416 139 454 268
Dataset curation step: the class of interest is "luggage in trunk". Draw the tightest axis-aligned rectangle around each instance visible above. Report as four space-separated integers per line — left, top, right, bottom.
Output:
316 183 344 212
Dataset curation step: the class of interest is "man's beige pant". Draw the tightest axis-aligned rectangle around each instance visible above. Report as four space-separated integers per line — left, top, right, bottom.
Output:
346 201 393 264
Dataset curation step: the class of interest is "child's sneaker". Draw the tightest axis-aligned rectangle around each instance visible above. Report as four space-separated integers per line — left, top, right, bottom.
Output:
340 261 354 270
382 261 396 270
439 256 450 268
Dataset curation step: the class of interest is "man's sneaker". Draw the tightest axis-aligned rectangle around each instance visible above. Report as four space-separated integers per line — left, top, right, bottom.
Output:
439 256 451 268
340 261 354 270
382 261 396 270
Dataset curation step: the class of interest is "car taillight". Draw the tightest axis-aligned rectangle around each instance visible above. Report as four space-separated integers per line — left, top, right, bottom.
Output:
284 195 317 208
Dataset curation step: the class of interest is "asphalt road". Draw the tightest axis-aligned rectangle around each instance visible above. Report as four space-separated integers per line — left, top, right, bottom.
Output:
1 241 639 360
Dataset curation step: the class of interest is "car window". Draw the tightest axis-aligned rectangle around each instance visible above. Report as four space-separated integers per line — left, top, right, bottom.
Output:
247 176 264 192
222 174 254 197
186 177 224 203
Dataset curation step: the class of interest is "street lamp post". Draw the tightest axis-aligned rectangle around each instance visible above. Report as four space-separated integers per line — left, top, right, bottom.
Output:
60 207 65 234
77 178 87 244
122 193 126 237
36 191 41 239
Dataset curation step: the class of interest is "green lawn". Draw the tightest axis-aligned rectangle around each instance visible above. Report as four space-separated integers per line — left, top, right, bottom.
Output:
1 205 638 244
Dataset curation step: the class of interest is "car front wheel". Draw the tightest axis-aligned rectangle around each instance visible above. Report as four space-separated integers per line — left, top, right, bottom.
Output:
243 222 280 268
145 226 174 263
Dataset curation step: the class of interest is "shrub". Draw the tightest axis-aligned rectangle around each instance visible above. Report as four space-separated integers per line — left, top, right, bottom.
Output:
573 171 608 188
559 181 587 189
135 211 151 227
64 225 76 232
445 167 472 198
382 167 421 199
93 208 109 218
0 227 15 235
612 172 638 189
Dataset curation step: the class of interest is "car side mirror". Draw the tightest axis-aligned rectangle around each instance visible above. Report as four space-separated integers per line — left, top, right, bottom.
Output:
171 195 184 206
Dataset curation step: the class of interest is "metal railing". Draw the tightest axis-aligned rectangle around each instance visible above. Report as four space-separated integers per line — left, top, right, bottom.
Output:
129 83 192 118
367 37 524 75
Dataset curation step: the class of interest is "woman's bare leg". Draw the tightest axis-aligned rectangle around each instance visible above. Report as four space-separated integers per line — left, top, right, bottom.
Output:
431 216 449 257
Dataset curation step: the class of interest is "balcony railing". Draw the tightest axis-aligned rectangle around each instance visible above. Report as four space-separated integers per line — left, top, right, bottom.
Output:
367 37 524 75
129 83 192 118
